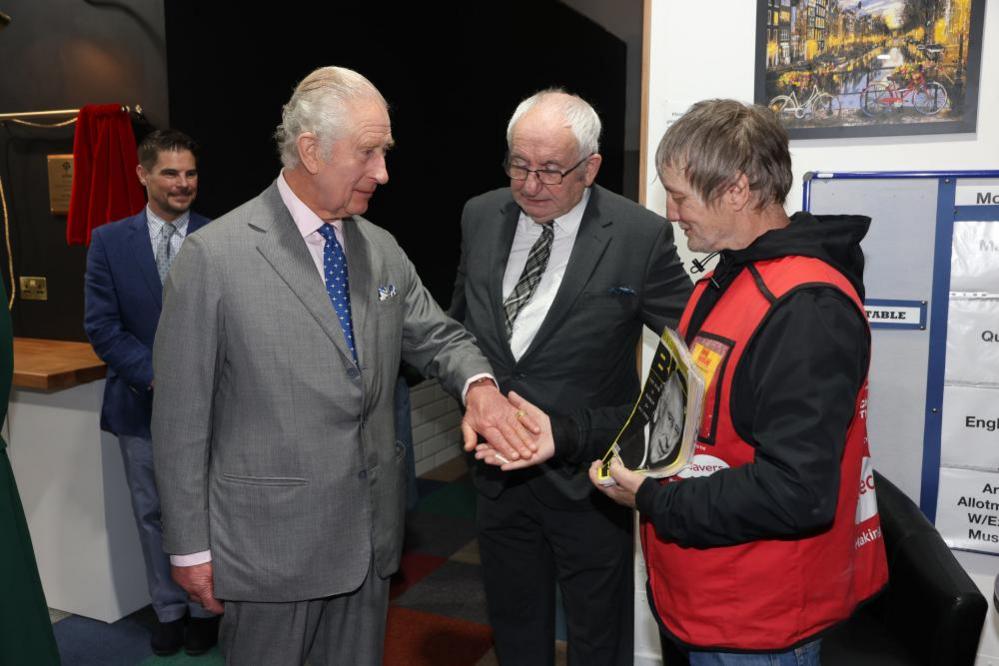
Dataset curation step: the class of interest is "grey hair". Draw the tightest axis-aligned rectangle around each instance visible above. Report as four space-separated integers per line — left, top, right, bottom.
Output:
275 66 387 169
655 99 792 209
506 89 601 160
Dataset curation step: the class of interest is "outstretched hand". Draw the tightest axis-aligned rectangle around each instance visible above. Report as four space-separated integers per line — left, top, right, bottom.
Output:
474 391 555 470
462 382 541 462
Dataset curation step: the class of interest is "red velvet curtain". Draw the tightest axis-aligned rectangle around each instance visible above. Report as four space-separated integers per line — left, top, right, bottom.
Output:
66 104 146 246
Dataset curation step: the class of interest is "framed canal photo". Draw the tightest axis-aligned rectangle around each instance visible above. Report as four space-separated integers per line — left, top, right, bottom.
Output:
754 0 985 139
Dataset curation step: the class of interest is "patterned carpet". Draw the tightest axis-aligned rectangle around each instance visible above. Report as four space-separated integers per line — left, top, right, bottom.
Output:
50 456 569 666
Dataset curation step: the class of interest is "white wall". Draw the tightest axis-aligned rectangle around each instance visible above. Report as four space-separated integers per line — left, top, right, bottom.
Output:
644 0 998 271
409 380 463 476
642 1 999 663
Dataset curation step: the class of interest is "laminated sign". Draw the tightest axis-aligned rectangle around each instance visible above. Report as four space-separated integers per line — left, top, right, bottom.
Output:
936 467 999 554
941 384 999 470
951 221 999 294
944 296 999 386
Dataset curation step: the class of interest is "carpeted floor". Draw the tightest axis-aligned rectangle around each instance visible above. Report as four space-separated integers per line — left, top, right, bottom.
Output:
50 456 568 666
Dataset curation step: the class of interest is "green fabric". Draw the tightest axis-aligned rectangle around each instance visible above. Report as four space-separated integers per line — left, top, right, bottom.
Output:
0 282 60 664
0 280 8 453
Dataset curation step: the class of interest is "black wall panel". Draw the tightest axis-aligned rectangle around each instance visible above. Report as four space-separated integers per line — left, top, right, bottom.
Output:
165 1 627 305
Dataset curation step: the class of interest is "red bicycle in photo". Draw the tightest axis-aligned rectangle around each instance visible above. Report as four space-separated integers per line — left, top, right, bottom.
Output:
861 67 949 117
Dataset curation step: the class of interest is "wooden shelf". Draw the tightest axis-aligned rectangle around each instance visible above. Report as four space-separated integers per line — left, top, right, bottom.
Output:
13 338 106 391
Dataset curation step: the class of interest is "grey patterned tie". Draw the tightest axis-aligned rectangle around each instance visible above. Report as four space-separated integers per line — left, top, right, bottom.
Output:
503 222 554 338
156 222 178 285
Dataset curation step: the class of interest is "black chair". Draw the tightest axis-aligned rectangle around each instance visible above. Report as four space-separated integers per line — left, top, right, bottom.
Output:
822 471 988 665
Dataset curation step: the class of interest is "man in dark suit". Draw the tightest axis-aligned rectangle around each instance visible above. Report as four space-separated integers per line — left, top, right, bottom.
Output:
450 90 692 665
84 129 217 657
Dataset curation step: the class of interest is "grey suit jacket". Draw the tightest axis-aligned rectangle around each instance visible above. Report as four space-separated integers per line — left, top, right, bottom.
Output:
152 182 492 602
450 185 692 509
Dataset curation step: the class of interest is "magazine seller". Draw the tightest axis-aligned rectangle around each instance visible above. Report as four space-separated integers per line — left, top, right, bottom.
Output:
477 99 888 664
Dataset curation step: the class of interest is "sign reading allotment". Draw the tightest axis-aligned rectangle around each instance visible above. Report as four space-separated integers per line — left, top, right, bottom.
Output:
937 467 999 554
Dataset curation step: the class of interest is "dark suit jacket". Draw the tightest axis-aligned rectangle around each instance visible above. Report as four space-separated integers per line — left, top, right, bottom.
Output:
450 185 692 509
84 209 211 438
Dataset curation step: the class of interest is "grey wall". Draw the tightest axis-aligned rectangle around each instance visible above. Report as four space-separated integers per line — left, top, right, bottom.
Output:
0 0 168 340
0 0 168 126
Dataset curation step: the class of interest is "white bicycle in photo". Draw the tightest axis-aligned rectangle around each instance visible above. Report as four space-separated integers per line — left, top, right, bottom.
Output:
769 85 841 121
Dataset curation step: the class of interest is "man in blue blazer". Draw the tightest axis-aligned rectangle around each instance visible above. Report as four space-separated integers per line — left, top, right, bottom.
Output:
84 129 216 657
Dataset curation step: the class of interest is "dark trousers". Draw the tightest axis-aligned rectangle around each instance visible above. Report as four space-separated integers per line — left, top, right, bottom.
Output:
477 481 634 666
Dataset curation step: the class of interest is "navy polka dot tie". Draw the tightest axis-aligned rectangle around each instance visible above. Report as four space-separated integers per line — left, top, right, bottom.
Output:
317 224 356 362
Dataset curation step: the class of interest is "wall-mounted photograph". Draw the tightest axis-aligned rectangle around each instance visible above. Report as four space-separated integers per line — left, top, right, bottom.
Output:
755 0 985 138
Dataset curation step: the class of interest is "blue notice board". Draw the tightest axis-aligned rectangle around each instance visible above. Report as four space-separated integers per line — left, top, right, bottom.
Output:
805 170 999 556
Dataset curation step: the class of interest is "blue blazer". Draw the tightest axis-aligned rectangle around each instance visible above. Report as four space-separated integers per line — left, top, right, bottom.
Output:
84 209 210 438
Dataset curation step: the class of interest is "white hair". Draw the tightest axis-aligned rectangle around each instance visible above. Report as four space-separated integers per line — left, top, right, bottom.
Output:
275 66 387 169
506 89 601 160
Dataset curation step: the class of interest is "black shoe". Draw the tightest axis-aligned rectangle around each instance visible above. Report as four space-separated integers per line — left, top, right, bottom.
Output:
185 615 221 656
151 618 185 656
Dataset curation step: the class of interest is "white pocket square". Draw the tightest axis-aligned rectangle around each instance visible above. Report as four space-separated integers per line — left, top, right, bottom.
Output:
378 284 397 301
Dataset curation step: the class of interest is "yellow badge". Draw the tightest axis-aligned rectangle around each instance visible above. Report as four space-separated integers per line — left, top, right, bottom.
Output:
690 342 723 390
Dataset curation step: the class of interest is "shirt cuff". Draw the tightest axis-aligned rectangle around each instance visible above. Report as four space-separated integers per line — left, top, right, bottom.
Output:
461 373 497 405
170 550 212 567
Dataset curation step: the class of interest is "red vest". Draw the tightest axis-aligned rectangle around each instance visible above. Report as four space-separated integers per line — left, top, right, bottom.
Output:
641 256 888 651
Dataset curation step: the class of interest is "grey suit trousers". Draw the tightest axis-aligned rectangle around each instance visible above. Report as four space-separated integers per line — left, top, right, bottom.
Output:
219 559 390 665
118 436 213 623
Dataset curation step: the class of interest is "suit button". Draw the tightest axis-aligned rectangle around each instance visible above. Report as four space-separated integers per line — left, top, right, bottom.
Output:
358 469 367 479
513 372 526 380
347 367 360 380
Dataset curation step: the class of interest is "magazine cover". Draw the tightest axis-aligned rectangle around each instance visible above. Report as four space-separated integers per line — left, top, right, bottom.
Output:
598 327 706 482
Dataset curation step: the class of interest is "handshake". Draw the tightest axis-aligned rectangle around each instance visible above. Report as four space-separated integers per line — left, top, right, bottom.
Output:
461 382 555 471
460 381 644 506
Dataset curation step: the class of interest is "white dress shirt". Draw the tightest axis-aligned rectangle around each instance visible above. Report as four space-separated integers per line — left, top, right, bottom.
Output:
277 170 346 278
502 188 590 360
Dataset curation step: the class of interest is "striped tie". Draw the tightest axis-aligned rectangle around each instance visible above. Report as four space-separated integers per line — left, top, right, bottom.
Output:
502 223 554 339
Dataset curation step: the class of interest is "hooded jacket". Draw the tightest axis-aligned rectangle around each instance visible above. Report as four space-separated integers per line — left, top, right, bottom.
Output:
635 211 872 547
553 211 873 546
638 210 887 651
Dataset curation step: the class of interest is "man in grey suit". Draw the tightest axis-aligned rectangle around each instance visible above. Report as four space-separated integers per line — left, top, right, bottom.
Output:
450 90 692 665
152 66 534 666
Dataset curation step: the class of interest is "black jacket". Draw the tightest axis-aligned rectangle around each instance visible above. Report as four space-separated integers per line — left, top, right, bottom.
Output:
451 185 692 508
553 212 872 547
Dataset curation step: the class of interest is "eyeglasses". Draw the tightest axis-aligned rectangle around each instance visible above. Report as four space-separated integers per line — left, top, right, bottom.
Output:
504 154 593 185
